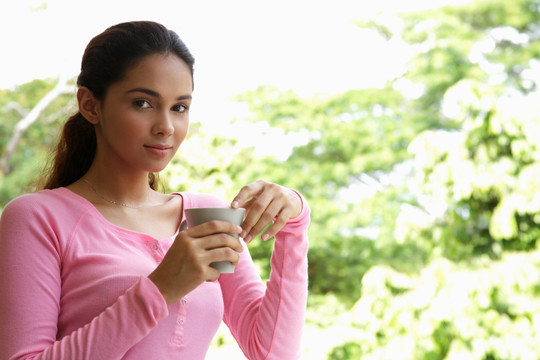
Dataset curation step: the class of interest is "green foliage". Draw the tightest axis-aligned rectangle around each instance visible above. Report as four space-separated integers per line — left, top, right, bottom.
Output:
161 122 256 200
327 342 363 360
0 152 47 202
232 84 436 301
326 250 540 359
368 0 540 264
406 84 540 259
315 0 540 357
0 78 75 205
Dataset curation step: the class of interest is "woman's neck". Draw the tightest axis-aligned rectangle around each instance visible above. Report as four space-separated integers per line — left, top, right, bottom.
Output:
82 166 154 208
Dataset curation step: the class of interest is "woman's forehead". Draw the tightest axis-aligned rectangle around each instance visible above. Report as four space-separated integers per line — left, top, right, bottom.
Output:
112 54 193 95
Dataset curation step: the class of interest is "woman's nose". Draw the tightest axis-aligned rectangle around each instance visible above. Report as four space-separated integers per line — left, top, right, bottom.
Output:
152 112 174 136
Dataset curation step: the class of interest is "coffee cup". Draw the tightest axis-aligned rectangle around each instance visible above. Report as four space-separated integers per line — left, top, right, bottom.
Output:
184 207 245 273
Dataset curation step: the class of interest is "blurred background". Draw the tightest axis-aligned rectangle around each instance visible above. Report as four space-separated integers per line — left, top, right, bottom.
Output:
2 0 540 358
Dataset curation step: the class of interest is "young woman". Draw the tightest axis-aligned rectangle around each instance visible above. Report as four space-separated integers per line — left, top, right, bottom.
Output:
0 21 310 360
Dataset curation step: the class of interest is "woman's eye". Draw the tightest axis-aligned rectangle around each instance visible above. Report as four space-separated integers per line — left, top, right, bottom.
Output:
172 104 188 113
134 99 151 109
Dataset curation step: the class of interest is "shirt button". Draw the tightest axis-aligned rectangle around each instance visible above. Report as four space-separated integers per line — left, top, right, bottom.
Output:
178 318 184 324
181 298 187 305
152 244 159 251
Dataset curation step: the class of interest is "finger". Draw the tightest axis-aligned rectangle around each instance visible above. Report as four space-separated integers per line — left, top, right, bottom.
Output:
231 180 266 208
201 233 244 253
246 199 282 242
260 207 293 241
203 248 241 280
186 220 242 239
207 247 241 266
237 198 255 239
241 197 257 215
205 268 221 282
243 185 288 239
241 191 276 241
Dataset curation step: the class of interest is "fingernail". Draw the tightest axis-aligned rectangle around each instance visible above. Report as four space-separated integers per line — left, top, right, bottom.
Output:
240 230 247 238
245 235 252 243
262 234 270 241
231 200 239 208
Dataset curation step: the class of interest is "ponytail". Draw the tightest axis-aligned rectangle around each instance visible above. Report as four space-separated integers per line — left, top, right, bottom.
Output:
40 112 96 190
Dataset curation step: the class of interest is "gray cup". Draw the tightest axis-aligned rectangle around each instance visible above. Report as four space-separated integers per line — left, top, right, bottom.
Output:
184 207 246 273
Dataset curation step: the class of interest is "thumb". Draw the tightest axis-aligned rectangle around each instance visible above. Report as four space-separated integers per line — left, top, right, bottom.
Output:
231 181 263 208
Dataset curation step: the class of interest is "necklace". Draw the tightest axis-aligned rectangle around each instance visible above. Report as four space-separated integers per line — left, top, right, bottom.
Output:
82 179 150 209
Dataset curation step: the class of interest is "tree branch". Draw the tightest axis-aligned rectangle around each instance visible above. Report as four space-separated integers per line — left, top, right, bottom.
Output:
2 102 29 118
0 79 75 174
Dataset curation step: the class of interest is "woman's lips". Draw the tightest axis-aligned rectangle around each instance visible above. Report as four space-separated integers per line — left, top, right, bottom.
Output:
144 144 173 157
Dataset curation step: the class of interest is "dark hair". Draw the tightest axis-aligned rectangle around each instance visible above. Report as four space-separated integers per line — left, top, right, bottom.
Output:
40 21 195 190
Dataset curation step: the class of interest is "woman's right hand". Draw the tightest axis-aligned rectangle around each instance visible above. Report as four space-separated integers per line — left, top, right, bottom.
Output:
147 220 244 305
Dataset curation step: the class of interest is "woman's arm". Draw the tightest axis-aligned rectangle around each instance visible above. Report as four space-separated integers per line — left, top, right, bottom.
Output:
0 195 169 360
220 186 310 359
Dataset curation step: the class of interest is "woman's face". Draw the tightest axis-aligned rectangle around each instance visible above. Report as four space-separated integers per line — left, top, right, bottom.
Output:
93 53 193 174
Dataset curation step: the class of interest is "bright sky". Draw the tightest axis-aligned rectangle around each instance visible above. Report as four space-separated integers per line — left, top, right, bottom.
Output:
0 0 468 90
0 0 467 145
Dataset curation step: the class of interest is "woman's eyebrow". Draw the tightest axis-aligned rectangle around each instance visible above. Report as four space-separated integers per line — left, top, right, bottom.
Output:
126 87 192 100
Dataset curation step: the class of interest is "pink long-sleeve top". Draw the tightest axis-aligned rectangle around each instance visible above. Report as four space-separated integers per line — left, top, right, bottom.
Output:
0 188 310 360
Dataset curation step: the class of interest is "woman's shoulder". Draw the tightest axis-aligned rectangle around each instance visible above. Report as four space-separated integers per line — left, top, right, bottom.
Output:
2 188 90 220
3 190 54 213
177 192 230 209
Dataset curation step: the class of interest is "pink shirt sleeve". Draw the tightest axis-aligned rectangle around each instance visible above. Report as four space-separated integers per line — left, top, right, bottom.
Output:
219 191 310 359
0 195 169 360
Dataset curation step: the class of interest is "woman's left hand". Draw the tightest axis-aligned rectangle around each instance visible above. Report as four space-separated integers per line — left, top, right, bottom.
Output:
231 180 302 243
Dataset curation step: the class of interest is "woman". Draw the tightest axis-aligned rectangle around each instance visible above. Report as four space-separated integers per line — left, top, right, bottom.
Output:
0 21 309 360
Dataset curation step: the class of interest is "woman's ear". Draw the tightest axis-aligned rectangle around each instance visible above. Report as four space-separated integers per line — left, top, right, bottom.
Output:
77 87 100 124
